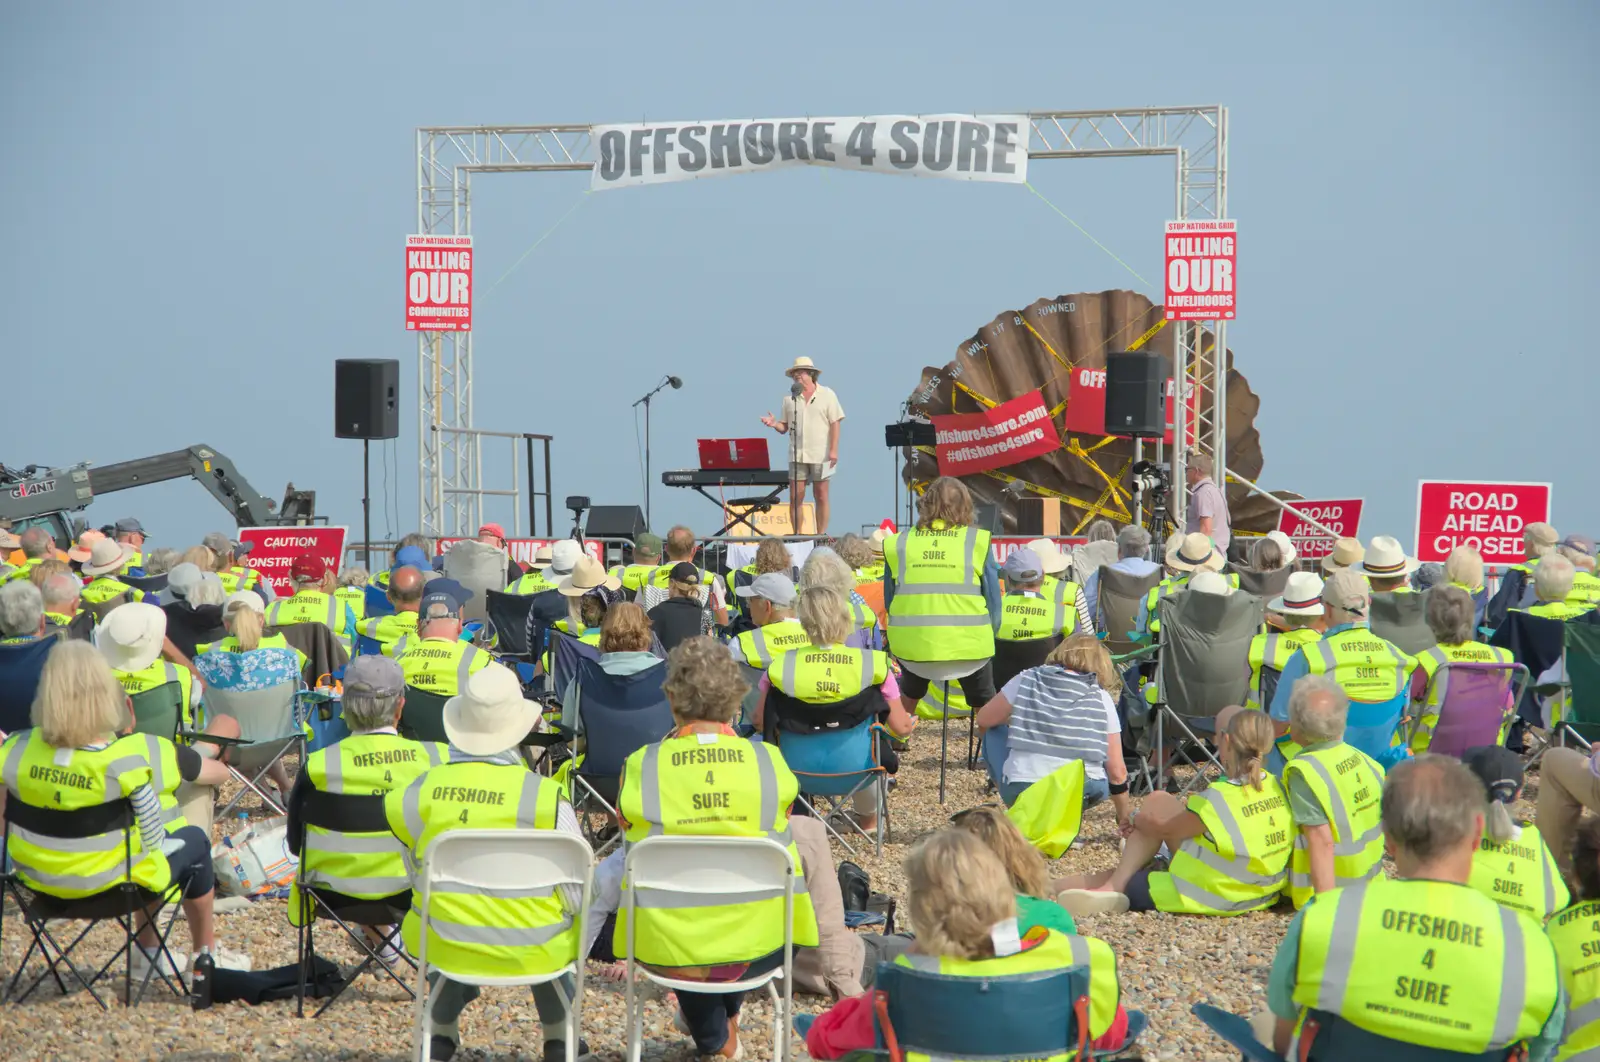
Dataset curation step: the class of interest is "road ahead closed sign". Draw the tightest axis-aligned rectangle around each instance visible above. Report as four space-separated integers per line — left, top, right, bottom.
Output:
1415 481 1551 565
1276 499 1364 562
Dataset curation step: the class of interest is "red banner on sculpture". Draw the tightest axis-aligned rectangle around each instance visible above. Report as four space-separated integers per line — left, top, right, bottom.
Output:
932 391 1061 476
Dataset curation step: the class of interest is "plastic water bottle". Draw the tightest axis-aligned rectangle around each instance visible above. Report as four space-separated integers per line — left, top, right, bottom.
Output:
190 948 215 1010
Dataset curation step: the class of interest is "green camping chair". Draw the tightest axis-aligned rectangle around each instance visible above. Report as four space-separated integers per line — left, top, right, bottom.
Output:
1549 623 1600 750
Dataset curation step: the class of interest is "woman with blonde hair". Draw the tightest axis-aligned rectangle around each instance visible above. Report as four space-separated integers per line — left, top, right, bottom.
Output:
801 545 880 649
974 634 1130 815
0 641 246 978
196 592 307 670
949 805 1077 938
1055 705 1293 917
179 545 218 572
800 829 1133 1058
883 476 1003 722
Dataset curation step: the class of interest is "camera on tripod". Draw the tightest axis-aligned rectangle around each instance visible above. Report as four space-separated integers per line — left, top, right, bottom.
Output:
1130 460 1170 496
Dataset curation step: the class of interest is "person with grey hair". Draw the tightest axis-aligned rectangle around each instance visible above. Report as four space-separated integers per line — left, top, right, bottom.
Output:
1516 553 1592 621
1183 450 1230 553
1082 524 1159 627
4 527 56 586
141 546 180 578
286 653 447 977
801 545 880 648
0 580 46 643
1404 586 1515 753
1250 535 1285 573
1069 520 1120 597
1264 754 1563 1059
1279 674 1386 910
40 573 84 638
1268 568 1414 751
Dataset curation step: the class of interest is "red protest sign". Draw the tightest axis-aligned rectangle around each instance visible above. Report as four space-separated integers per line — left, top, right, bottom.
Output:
1415 481 1552 565
436 537 603 566
1061 368 1195 446
991 536 1087 566
1164 219 1236 321
406 234 473 332
1275 499 1364 561
237 526 348 598
932 391 1061 477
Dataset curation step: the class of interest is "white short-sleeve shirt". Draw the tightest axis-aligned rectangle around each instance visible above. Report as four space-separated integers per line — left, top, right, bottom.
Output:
780 384 845 464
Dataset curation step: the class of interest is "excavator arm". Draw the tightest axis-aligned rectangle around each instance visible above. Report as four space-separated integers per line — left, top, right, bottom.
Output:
0 444 316 530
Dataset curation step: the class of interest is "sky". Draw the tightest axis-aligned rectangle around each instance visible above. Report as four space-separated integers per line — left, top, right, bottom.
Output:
2 2 1595 556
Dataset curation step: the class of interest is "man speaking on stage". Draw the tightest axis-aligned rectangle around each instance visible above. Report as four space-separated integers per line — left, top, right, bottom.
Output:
761 356 844 536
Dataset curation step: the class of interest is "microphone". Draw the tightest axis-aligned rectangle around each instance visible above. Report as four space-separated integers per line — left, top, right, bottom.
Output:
791 381 804 398
1003 481 1028 498
668 376 683 389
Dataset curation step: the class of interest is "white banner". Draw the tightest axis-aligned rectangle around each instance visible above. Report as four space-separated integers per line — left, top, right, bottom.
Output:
591 114 1030 190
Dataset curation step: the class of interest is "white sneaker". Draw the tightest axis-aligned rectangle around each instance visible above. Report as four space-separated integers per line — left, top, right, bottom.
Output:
129 945 188 984
198 944 253 972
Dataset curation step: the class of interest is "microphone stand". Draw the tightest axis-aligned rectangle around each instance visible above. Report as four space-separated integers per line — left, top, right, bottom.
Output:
634 375 677 529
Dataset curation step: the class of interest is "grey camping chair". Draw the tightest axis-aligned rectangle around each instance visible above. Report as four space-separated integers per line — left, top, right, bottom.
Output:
1233 565 1291 601
194 648 306 817
441 539 508 627
1094 566 1164 653
1141 587 1264 795
1370 590 1437 656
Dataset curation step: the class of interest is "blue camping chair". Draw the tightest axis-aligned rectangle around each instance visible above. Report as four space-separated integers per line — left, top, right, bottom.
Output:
777 720 889 858
1342 692 1411 769
549 629 604 703
567 651 672 855
1192 1002 1523 1061
0 637 57 735
363 583 394 619
826 958 1145 1062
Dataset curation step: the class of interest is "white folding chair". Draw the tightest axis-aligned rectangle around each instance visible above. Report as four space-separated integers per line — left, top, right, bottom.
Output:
621 835 797 1062
411 829 594 1062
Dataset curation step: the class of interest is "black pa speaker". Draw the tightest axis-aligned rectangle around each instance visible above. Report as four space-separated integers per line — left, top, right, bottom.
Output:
585 505 647 540
1104 351 1165 437
972 502 1001 533
334 359 400 440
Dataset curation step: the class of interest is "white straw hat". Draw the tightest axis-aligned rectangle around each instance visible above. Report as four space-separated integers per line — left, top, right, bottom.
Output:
1359 535 1421 580
558 556 622 597
1188 570 1234 597
784 356 821 379
82 538 136 578
1166 532 1225 573
94 602 167 673
1268 571 1326 616
1025 538 1070 575
443 662 537 757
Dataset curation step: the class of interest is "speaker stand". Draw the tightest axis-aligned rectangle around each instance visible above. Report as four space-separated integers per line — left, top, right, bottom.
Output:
362 439 372 571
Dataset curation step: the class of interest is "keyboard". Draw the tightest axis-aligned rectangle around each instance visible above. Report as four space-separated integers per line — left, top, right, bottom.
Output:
662 469 788 488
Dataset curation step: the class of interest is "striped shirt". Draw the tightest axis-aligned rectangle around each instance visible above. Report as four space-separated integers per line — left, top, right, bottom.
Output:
1003 666 1115 783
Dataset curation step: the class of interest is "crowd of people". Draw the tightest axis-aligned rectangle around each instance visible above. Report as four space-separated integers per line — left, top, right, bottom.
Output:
1 467 1598 1061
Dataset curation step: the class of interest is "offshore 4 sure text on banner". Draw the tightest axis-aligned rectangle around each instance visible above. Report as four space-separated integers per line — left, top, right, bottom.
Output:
591 115 1029 190
932 391 1061 477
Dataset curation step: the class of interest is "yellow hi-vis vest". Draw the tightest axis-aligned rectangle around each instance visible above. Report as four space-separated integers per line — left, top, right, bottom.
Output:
1301 627 1415 703
609 563 658 595
1040 574 1085 616
895 927 1122 1043
1150 775 1292 915
2 557 44 585
333 585 367 622
883 523 993 662
392 637 494 696
1569 571 1600 608
1246 628 1322 710
1140 576 1187 636
1283 742 1385 909
1523 601 1596 621
267 590 344 633
915 679 970 721
385 761 576 979
0 730 180 898
848 599 879 635
81 574 142 605
113 660 200 733
617 731 819 967
768 645 888 702
1546 899 1600 1061
854 562 885 586
1292 878 1558 1055
1469 824 1569 922
997 590 1073 643
215 567 261 594
731 617 811 669
290 733 448 922
357 611 418 653
506 570 559 595
1409 641 1516 752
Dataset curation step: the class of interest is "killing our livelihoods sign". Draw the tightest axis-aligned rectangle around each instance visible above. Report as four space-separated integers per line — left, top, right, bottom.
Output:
1164 219 1237 321
591 115 1030 190
932 391 1061 477
405 235 473 332
1414 480 1552 565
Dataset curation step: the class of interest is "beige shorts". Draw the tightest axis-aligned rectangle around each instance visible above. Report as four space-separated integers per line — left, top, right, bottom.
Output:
790 462 825 482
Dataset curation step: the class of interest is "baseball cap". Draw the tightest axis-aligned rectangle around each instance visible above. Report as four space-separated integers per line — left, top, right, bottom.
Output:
291 553 329 582
114 517 146 535
1002 547 1044 583
165 562 202 601
667 561 702 586
343 653 404 696
478 523 506 540
1322 568 1370 612
1461 745 1524 803
1561 534 1597 557
419 588 462 621
634 532 663 557
233 539 255 555
1526 522 1559 549
202 532 234 555
393 545 430 571
736 571 796 607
